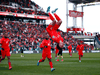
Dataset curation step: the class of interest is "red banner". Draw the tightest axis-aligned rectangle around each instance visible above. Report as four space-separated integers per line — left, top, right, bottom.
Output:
67 28 84 33
69 10 83 17
0 11 50 20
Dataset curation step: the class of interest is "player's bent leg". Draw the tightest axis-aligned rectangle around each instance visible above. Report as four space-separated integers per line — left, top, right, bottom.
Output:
79 55 81 62
61 56 63 61
48 58 55 72
37 59 45 66
7 56 12 70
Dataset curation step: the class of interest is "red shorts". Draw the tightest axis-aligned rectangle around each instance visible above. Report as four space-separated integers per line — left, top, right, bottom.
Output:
55 47 59 54
78 52 83 56
42 52 52 60
69 50 72 53
52 24 60 31
1 50 11 57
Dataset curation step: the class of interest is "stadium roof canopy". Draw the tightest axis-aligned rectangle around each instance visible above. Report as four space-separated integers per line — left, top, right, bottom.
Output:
69 0 100 4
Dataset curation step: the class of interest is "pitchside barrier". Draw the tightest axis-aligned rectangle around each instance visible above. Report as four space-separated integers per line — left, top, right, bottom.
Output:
10 50 100 54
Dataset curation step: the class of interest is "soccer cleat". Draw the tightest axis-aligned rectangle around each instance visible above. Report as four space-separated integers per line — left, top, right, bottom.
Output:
46 6 50 13
51 68 55 72
70 56 72 57
52 8 58 14
61 59 63 61
55 57 57 59
79 60 81 62
56 59 59 61
37 61 39 66
9 66 12 70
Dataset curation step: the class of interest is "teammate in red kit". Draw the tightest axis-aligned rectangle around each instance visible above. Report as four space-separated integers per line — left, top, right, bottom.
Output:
0 32 12 70
0 48 2 63
55 46 59 59
37 34 55 72
46 6 64 61
0 39 2 63
68 44 72 57
76 42 84 62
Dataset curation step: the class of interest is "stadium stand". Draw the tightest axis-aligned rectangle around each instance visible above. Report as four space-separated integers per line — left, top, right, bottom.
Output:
0 0 95 53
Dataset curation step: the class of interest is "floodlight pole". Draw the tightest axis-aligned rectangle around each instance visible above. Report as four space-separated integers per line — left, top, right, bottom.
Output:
73 3 77 28
81 6 84 28
66 0 69 32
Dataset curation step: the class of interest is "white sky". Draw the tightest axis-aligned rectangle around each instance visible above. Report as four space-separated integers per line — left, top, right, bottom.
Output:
32 0 100 33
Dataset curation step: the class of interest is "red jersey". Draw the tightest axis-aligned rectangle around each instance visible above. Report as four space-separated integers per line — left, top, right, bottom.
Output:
68 45 72 52
76 44 84 55
40 39 51 53
0 37 10 51
46 25 63 43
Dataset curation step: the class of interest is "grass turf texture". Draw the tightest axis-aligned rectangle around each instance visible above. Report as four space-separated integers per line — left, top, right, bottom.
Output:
0 53 100 75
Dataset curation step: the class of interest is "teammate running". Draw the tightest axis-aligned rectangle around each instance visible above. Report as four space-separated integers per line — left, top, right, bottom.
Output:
76 42 84 62
37 34 55 72
0 32 12 70
68 44 72 57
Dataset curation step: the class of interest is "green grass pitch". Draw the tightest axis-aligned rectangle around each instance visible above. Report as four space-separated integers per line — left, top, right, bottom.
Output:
0 53 100 75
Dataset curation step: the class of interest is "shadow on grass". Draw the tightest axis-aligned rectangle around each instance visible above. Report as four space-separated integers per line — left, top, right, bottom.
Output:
0 67 8 70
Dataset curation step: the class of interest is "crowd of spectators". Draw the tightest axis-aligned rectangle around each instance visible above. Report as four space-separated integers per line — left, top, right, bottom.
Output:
0 1 48 16
0 0 95 52
0 20 94 52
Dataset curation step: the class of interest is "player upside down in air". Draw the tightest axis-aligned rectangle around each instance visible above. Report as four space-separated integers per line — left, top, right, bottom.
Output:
37 34 55 72
46 6 64 61
0 32 12 70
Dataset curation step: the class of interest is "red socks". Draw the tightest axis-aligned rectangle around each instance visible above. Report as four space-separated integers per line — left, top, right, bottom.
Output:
49 61 53 68
39 59 43 63
70 53 72 57
48 12 61 21
8 62 11 67
54 13 61 21
48 12 55 21
79 55 81 61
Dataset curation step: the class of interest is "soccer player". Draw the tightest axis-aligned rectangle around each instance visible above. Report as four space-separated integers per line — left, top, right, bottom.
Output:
46 6 64 61
20 45 24 57
68 44 72 57
76 42 84 62
37 34 55 72
0 39 2 63
0 47 2 63
0 32 12 70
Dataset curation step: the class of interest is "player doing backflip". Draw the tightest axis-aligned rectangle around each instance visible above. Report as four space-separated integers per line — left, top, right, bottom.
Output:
46 6 64 61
